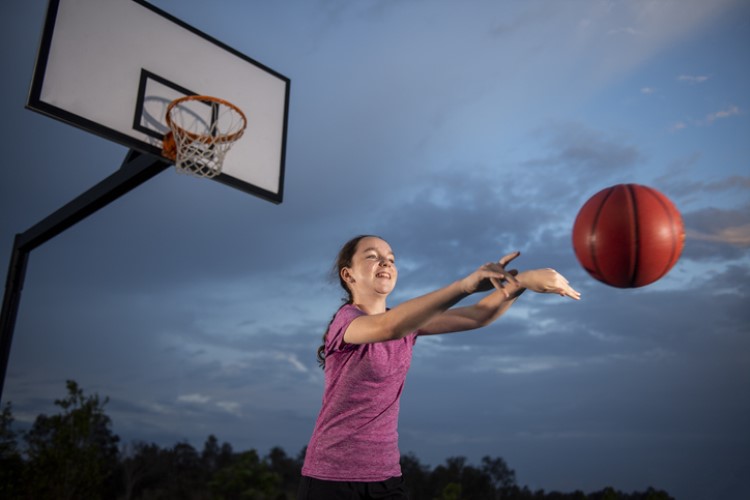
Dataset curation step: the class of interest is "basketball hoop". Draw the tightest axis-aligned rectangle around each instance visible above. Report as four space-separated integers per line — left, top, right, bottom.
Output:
162 95 247 178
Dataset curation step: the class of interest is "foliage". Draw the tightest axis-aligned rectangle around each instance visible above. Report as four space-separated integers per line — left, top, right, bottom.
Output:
209 449 281 499
1 402 24 498
22 380 120 499
1 380 676 499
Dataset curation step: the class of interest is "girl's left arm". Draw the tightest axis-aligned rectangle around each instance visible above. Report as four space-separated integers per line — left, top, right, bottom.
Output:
419 268 580 335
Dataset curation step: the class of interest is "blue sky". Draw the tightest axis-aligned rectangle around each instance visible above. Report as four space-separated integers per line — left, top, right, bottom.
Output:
1 1 749 499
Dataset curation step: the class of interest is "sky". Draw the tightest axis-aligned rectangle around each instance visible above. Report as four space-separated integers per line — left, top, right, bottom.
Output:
1 1 749 498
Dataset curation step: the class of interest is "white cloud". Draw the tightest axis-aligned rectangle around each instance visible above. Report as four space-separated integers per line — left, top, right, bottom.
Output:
607 27 642 36
274 353 309 373
669 106 740 132
177 393 211 404
669 121 688 132
476 355 577 374
678 74 710 84
706 105 741 123
687 224 750 247
216 401 242 416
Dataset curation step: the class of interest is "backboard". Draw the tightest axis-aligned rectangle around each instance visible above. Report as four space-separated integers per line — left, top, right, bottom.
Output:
27 0 290 204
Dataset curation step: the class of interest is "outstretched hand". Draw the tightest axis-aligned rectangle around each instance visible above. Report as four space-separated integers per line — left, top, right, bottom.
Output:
516 268 581 300
461 251 521 296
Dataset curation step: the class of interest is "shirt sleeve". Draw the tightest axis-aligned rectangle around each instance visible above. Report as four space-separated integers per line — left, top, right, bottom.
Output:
325 304 365 353
409 331 419 345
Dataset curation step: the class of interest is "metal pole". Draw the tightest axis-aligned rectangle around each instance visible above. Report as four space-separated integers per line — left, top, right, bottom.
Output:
0 240 29 404
0 151 170 402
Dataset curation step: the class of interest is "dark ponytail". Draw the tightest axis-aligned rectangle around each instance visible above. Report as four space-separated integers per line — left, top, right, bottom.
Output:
317 235 378 369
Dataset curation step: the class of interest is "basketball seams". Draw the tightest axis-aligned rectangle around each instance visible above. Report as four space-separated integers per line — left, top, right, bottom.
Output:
589 187 614 284
625 184 640 288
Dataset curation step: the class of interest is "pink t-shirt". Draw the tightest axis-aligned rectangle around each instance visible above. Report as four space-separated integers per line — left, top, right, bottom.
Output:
301 304 418 481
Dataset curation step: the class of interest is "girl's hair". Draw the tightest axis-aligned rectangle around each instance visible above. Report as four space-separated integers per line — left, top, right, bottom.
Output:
317 235 379 369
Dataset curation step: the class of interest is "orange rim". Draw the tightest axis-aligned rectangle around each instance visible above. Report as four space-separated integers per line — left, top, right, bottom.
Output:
165 95 247 145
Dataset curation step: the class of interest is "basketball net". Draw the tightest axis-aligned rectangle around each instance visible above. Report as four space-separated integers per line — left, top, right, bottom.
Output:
162 96 247 179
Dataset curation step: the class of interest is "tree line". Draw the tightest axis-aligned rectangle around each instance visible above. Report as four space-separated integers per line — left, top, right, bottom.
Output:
1 380 674 499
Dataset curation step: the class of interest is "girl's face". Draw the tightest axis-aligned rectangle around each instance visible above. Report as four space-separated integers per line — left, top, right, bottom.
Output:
342 237 398 298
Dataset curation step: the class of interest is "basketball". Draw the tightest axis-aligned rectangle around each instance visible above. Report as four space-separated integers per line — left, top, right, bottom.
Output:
572 184 685 288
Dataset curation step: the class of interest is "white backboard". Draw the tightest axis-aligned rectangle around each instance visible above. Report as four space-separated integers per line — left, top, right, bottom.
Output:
27 0 290 204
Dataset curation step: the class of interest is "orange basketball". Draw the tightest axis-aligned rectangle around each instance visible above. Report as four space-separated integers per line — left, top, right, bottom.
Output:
572 184 685 288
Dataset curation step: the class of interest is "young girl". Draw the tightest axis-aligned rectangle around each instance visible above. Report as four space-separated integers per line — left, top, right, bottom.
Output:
298 235 580 499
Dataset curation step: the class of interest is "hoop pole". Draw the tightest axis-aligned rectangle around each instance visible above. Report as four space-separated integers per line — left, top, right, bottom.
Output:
0 150 169 402
0 239 28 404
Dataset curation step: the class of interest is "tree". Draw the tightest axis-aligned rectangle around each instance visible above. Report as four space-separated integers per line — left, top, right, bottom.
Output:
163 441 207 498
426 455 498 500
591 487 620 500
23 380 120 499
400 452 430 500
0 402 24 498
460 460 496 499
642 486 675 500
203 434 236 473
210 449 282 499
119 441 170 500
430 455 467 496
438 482 462 500
266 445 303 497
3 382 680 499
481 455 517 498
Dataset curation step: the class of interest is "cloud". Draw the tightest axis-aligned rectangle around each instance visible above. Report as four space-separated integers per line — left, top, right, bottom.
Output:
706 105 741 123
668 105 741 132
471 354 581 375
688 224 750 247
700 175 750 192
684 205 750 248
669 121 687 132
657 171 750 199
607 27 642 36
683 205 750 259
272 353 310 373
641 87 656 95
526 123 642 172
178 393 211 404
677 74 710 84
521 123 643 198
216 401 242 416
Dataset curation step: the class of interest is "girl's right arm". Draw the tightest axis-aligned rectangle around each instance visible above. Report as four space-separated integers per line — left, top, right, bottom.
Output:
343 254 520 345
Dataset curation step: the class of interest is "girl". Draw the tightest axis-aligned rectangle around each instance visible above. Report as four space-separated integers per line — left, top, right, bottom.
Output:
298 235 580 499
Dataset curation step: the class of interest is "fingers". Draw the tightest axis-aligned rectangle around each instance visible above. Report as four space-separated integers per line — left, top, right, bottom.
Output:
476 261 516 296
558 284 581 300
550 271 581 300
489 277 509 298
517 268 581 300
490 262 518 285
566 284 581 300
498 251 521 267
497 251 521 284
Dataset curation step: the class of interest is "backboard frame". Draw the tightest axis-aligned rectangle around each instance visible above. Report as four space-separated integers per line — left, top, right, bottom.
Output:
27 0 290 204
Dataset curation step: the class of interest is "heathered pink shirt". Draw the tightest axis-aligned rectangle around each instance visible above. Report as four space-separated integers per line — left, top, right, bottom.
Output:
302 304 418 482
